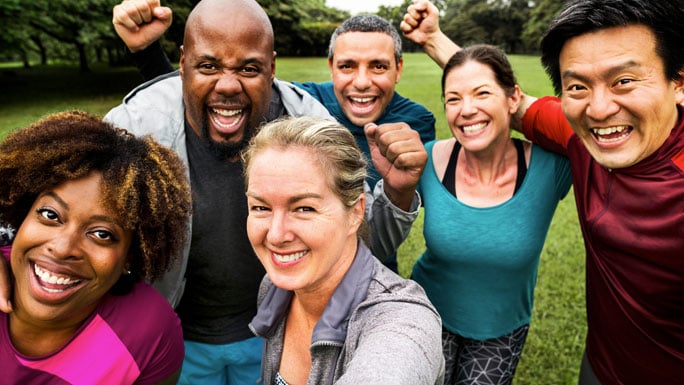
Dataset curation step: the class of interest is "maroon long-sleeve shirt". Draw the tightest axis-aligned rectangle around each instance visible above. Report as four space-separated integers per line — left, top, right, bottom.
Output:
522 97 684 384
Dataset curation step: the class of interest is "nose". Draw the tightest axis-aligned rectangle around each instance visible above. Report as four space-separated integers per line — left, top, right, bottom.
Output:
266 211 295 245
352 67 372 90
460 96 478 117
214 70 243 95
47 228 83 261
586 87 619 122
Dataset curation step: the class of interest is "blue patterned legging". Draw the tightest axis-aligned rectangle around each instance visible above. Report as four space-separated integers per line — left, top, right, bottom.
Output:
442 325 529 385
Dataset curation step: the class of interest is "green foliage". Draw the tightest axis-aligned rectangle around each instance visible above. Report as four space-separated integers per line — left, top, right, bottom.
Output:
521 0 567 52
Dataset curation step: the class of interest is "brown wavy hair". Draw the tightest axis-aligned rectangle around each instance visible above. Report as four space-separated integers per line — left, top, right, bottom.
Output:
0 111 191 293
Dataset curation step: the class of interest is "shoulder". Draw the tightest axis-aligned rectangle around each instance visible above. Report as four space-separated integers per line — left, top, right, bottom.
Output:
361 259 440 322
274 78 333 120
123 72 182 102
105 72 185 140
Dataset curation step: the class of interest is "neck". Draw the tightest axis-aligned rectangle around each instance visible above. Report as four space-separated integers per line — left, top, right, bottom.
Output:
8 312 83 357
460 137 516 184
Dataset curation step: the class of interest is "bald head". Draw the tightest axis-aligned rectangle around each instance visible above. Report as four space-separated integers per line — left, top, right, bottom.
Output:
179 0 277 160
184 0 274 51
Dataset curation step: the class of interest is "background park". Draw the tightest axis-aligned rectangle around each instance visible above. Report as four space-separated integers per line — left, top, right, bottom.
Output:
0 0 586 384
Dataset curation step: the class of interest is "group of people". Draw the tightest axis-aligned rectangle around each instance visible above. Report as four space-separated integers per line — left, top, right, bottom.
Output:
0 0 682 384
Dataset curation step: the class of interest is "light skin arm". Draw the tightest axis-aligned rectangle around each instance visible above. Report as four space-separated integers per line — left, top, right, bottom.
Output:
112 0 172 52
400 0 538 126
365 122 427 211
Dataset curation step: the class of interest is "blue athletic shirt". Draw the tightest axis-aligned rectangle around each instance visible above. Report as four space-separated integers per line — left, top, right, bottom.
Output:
412 140 572 340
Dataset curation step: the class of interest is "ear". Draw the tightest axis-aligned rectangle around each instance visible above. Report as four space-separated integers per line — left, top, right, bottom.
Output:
348 193 366 236
395 57 404 84
508 85 522 115
328 57 334 80
674 69 684 105
270 51 277 81
179 45 185 77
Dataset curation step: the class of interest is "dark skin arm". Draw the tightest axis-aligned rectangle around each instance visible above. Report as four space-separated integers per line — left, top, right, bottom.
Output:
0 257 10 313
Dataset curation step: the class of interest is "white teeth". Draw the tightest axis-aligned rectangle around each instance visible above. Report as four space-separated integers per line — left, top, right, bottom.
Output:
34 264 81 288
592 126 628 136
273 251 306 263
211 108 242 129
351 97 374 103
592 126 630 143
462 122 487 133
212 108 241 117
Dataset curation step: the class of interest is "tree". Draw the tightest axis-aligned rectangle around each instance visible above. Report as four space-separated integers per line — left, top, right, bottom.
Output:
441 0 531 53
521 0 567 52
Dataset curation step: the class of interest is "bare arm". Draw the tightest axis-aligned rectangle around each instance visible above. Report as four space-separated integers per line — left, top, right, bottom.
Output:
0 257 11 313
401 0 538 127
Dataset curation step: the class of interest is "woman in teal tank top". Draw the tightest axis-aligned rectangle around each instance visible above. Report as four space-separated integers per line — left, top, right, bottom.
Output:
412 45 572 385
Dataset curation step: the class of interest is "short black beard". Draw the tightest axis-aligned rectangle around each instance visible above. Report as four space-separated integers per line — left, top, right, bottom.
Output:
201 119 255 160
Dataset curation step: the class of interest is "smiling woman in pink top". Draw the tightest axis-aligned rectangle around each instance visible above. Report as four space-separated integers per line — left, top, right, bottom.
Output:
0 111 191 385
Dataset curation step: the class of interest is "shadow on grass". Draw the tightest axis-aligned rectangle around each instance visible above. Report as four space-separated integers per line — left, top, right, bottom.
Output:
0 64 145 138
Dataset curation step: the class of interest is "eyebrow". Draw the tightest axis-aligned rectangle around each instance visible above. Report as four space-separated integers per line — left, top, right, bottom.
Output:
42 191 123 227
562 60 640 83
43 191 68 210
246 192 322 204
196 55 264 67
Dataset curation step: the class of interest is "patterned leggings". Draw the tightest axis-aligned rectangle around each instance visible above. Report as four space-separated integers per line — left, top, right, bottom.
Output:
442 325 529 385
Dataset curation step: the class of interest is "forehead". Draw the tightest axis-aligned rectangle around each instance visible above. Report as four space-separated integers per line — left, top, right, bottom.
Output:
248 146 330 189
332 31 396 61
185 20 273 61
559 25 662 79
445 61 497 89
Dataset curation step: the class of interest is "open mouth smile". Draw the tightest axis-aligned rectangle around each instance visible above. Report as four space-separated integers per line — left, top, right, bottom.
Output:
591 125 632 143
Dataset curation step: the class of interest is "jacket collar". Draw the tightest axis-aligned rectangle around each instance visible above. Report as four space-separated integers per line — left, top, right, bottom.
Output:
249 240 375 344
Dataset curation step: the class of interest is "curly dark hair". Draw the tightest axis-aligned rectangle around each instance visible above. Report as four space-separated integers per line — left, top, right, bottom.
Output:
0 111 191 293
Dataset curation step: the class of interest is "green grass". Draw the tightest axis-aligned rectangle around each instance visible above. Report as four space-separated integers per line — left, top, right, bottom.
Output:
0 53 585 384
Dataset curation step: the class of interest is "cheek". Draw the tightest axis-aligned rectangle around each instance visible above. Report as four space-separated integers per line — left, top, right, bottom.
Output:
445 105 461 122
246 217 267 246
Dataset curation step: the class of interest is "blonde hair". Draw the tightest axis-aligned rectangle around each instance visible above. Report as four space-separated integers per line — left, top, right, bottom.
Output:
242 116 369 240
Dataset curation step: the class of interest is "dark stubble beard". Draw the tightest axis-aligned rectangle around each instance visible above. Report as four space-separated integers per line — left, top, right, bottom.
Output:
201 118 256 160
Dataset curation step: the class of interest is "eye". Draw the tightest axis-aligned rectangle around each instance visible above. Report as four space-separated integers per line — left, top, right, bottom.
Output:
241 66 260 76
197 63 219 74
90 229 115 242
295 206 315 213
372 63 388 72
614 78 635 87
250 205 270 212
566 84 586 92
37 208 60 222
445 97 461 105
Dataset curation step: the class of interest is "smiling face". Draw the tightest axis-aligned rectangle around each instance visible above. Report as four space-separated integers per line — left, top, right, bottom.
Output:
180 4 275 159
559 24 684 169
443 60 520 153
328 31 402 127
10 172 132 329
246 146 364 295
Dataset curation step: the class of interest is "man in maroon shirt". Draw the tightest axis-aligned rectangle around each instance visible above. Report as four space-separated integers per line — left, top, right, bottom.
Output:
401 0 684 383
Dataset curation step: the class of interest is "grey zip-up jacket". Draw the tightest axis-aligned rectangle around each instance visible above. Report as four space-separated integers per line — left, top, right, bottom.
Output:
104 72 420 307
250 242 445 385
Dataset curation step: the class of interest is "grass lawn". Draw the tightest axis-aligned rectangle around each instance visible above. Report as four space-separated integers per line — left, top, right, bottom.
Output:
0 54 586 384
